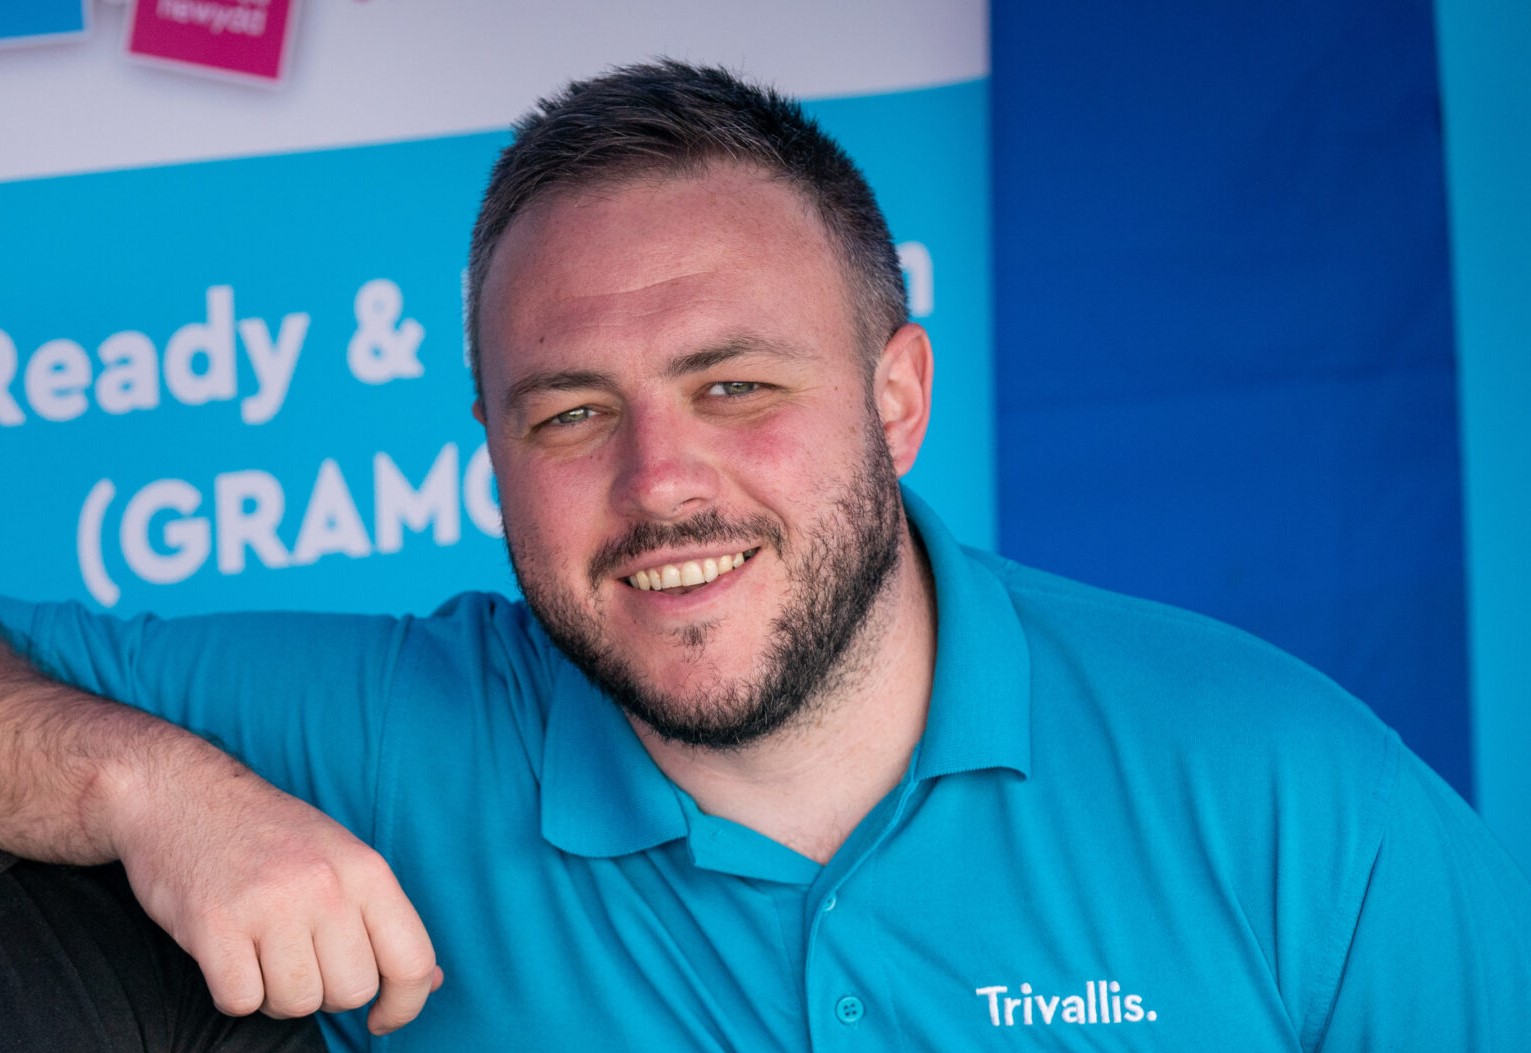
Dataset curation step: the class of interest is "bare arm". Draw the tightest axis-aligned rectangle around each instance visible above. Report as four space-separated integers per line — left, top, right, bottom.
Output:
0 639 441 1034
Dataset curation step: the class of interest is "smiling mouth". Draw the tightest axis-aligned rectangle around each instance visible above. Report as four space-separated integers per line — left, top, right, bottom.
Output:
626 548 758 592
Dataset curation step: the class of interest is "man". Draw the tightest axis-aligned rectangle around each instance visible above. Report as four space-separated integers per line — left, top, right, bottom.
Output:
1 61 1528 1051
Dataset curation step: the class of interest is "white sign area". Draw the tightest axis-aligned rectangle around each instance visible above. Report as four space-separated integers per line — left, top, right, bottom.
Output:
0 1 987 183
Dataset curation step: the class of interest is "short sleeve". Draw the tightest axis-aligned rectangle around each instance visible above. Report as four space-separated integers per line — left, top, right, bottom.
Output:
0 595 406 846
1316 746 1531 1049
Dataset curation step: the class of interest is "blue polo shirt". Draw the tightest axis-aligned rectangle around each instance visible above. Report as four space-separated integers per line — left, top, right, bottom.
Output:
2 491 1528 1051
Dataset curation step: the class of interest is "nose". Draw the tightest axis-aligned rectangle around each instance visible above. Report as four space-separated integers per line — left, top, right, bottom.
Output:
608 405 720 522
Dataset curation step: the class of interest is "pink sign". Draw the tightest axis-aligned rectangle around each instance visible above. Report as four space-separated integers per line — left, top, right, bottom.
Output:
127 0 297 84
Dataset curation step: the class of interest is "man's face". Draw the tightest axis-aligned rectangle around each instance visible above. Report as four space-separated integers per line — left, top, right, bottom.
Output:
474 164 909 748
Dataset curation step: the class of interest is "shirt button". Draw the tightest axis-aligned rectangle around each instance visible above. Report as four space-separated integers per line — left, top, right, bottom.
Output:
835 996 864 1024
823 892 838 912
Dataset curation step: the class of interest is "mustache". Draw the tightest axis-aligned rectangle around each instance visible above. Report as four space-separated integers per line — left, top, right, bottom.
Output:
588 509 784 587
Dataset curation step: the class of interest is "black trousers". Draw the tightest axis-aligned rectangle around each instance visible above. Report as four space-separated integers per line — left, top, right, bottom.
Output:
0 852 326 1053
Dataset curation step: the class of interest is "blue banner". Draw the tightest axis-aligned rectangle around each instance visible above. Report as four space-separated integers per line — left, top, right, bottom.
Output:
991 2 1470 797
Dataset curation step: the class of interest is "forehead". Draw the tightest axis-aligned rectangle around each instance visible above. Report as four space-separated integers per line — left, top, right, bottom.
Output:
476 164 858 382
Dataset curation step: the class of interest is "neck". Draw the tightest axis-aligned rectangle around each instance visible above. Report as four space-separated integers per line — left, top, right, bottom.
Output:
632 526 937 864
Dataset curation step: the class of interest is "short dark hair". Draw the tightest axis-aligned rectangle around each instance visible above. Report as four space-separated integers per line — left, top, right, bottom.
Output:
466 59 908 394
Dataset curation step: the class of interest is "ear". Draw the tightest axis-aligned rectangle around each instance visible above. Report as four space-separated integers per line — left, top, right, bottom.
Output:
472 398 487 426
872 323 933 476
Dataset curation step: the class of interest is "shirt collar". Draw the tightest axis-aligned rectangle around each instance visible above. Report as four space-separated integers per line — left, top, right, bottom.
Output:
539 486 1031 859
540 655 689 858
901 488 1032 782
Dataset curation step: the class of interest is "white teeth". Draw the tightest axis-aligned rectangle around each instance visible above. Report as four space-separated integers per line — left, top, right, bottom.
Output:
626 550 750 591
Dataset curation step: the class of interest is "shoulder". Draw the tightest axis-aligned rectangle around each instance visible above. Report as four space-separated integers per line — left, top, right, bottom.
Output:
385 591 582 757
960 552 1416 1036
969 548 1393 765
963 548 1402 919
404 590 563 690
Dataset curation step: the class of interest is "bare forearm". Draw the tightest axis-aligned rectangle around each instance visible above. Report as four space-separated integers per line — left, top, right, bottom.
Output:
0 638 241 864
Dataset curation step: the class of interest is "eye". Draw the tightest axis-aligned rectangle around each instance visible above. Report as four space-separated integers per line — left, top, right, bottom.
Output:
544 406 594 427
707 381 760 397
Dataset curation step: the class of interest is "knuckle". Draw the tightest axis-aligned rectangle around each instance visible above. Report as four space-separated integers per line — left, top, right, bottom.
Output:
291 844 386 903
242 857 356 918
349 847 399 889
277 988 326 1019
195 942 263 1017
369 1000 417 1033
382 944 439 988
262 970 325 1019
212 986 264 1017
324 975 382 1011
393 959 439 989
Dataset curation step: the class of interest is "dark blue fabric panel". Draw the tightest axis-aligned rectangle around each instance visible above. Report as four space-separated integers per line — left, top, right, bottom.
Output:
990 1 1471 794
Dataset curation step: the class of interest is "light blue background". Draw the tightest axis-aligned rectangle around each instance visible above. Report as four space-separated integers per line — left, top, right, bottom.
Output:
0 79 991 617
0 0 85 40
1436 0 1531 874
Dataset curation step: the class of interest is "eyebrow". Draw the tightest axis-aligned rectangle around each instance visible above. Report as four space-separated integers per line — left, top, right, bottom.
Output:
501 336 808 414
502 369 616 416
662 336 809 378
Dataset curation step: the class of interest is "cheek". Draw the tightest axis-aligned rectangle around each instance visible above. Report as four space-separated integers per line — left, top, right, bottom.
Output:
495 454 611 572
501 485 568 560
728 407 867 501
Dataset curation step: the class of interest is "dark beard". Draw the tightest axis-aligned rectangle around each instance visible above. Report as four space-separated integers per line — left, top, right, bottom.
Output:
509 420 905 750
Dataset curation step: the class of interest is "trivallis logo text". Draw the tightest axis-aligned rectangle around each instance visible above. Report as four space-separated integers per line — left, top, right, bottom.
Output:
975 980 1157 1027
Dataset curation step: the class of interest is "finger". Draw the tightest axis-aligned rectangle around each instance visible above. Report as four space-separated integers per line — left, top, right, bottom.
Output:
255 926 325 1019
196 932 268 1018
314 913 381 1013
361 896 439 1034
